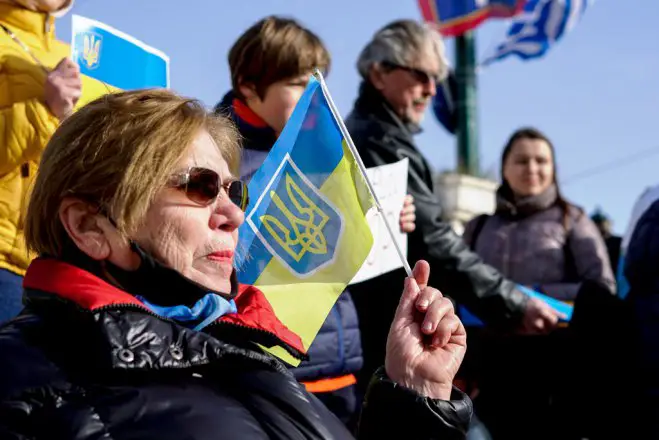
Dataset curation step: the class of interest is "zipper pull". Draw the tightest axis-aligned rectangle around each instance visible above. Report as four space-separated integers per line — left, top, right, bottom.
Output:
21 163 29 178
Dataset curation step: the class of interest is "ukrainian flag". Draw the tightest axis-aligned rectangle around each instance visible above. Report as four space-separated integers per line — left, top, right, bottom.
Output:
235 75 375 365
71 15 169 90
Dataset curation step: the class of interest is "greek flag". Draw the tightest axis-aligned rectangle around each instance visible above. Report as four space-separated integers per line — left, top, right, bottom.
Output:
482 0 593 66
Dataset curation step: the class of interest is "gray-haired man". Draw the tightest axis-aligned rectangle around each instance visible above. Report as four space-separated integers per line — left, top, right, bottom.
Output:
346 20 562 391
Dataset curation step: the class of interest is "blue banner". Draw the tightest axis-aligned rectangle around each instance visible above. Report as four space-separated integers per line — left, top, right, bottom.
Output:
432 69 458 134
460 285 574 327
71 15 169 90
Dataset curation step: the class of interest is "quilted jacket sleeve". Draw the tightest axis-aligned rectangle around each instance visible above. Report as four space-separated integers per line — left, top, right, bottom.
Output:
0 97 59 176
357 368 472 439
538 214 616 300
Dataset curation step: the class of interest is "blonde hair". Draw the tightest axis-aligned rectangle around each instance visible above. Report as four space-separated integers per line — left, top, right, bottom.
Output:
25 89 240 257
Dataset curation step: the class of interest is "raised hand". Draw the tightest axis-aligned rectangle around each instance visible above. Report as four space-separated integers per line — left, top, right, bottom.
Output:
385 260 466 400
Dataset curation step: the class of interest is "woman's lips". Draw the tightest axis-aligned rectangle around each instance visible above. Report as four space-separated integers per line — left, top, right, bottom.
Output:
207 250 234 262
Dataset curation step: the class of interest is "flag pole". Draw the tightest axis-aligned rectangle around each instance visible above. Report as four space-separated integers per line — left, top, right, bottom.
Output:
314 69 413 278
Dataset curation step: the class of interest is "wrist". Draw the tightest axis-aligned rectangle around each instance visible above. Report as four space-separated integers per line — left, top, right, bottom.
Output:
404 382 452 401
386 367 452 400
44 97 60 120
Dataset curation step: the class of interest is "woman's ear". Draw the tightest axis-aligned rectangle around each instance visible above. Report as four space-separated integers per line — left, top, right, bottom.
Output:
58 197 115 261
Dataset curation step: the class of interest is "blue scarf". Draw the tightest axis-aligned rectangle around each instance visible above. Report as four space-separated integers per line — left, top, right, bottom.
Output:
138 293 237 331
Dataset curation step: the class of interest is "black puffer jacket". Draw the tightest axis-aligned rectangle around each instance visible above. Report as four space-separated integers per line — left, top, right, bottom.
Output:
346 83 528 388
624 199 659 437
0 258 471 439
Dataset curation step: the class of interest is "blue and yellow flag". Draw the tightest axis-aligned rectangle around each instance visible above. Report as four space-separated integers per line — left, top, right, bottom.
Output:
71 15 169 90
235 76 375 365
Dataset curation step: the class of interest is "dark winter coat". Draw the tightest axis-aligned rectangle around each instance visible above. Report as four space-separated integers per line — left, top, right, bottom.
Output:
0 257 472 439
463 185 615 300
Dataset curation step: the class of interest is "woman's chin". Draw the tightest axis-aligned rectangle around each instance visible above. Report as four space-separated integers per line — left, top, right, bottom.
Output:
197 277 232 294
190 265 234 294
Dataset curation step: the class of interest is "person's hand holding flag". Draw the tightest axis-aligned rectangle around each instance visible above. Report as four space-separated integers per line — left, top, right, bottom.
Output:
385 260 466 400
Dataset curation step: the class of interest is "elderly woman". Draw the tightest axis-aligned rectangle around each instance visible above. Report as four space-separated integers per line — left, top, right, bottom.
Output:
0 90 470 439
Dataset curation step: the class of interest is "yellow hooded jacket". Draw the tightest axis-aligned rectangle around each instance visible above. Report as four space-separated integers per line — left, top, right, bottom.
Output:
0 3 107 276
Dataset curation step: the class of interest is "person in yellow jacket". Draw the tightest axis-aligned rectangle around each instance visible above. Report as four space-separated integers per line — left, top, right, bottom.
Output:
0 0 106 323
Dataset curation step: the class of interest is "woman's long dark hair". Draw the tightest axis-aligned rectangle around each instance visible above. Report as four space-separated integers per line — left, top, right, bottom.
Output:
501 127 582 228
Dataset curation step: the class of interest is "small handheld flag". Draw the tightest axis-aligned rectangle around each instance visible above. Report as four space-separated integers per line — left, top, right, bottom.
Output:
235 72 410 365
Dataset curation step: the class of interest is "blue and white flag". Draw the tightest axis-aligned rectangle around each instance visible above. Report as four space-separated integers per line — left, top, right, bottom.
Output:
482 0 592 66
71 15 169 90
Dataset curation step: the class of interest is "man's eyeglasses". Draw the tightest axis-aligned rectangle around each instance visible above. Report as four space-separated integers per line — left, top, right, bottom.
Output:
381 61 440 85
168 167 249 211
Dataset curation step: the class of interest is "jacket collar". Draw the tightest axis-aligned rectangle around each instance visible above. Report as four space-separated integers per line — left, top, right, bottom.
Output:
352 81 422 137
215 91 277 152
23 258 306 359
0 3 55 41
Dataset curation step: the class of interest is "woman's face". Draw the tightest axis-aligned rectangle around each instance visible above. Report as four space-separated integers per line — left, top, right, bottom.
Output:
503 137 554 197
10 0 70 12
131 130 245 293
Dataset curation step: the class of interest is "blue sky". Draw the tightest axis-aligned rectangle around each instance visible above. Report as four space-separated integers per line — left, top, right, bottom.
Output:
58 0 659 234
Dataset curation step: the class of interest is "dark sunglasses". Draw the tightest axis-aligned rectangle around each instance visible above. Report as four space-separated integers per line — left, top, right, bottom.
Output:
168 167 249 211
381 61 439 85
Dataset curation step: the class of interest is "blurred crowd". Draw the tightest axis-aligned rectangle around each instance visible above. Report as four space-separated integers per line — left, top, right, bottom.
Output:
0 1 655 439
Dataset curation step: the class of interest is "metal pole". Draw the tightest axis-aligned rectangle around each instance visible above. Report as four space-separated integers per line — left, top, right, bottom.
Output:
455 31 480 176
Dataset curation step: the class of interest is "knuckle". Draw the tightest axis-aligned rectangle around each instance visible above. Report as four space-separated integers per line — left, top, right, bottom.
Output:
431 288 444 299
423 287 439 299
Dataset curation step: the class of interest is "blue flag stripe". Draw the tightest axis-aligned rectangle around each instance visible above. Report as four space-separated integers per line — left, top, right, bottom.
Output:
234 77 344 282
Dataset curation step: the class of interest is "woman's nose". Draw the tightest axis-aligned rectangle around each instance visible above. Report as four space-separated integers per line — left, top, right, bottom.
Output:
210 198 245 231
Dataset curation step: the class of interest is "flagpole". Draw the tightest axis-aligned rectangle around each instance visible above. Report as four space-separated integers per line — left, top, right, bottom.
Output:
314 69 414 278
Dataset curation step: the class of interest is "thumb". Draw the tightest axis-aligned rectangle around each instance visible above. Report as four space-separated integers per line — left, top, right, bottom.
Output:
55 57 70 70
412 260 430 289
56 58 77 74
392 276 421 325
393 260 430 323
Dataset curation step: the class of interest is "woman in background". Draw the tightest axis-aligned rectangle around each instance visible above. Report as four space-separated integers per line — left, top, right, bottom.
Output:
462 127 614 440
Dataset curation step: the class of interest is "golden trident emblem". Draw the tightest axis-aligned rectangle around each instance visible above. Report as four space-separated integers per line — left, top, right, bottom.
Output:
261 173 329 262
82 33 101 69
